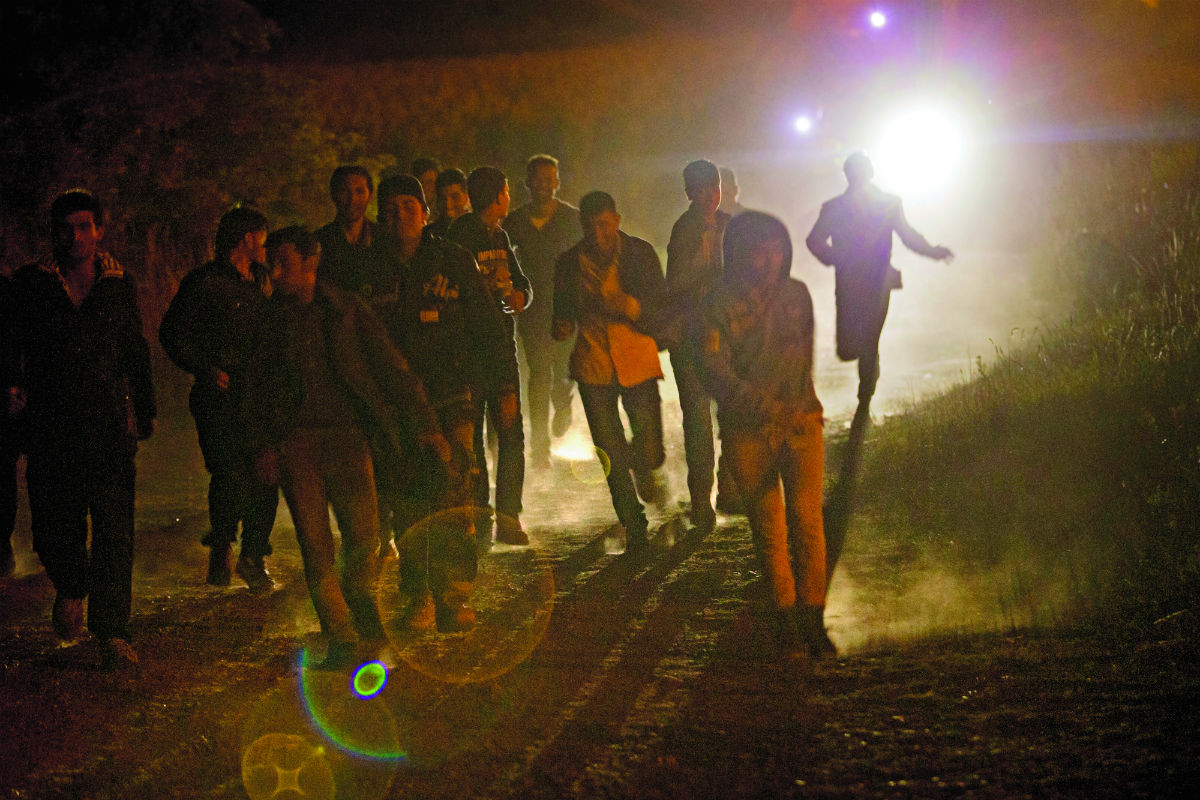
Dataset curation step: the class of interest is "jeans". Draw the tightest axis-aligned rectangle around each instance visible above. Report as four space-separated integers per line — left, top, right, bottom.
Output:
723 412 826 610
578 380 665 535
671 349 717 514
27 445 136 640
280 426 383 645
835 286 892 402
394 400 478 603
473 387 525 519
521 323 574 462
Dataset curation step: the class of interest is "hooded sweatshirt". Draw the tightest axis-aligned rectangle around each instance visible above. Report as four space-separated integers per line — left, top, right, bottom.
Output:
695 212 823 436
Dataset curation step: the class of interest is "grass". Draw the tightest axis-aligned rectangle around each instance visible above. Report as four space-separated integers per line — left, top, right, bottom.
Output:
840 144 1200 636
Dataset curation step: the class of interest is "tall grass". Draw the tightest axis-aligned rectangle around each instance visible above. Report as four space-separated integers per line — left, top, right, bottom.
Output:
847 143 1200 632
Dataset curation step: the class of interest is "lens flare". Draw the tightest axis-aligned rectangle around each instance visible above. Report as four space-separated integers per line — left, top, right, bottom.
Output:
793 115 814 135
869 10 887 29
352 661 388 699
872 107 965 197
242 733 335 800
299 654 406 761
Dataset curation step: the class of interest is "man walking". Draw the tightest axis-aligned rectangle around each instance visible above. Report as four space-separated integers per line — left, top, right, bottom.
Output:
7 190 156 669
448 166 532 546
806 152 954 408
553 191 668 553
160 206 278 589
505 154 580 470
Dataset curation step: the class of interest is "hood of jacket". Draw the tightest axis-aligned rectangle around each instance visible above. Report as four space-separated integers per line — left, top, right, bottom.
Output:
721 210 793 288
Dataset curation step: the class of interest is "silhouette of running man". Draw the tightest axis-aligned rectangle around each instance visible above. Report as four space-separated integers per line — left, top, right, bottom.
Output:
806 152 954 408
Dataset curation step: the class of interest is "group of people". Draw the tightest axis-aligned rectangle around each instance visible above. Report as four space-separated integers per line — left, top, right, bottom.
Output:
1 150 952 670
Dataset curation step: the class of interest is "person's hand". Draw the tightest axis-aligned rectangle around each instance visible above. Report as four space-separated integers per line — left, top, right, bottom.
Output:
209 367 230 391
498 390 519 427
6 387 26 416
931 245 955 263
254 446 281 485
501 288 526 314
552 319 575 341
418 430 453 465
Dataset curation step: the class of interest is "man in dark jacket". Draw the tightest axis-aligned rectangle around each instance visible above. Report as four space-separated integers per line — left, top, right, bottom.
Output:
7 190 155 669
505 154 581 470
254 226 455 663
553 191 668 553
159 206 278 590
423 168 471 240
448 166 533 546
665 160 733 531
696 211 835 661
315 165 383 296
806 152 954 408
372 175 514 631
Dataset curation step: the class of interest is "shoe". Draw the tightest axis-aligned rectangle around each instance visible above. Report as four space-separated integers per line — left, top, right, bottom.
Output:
235 553 275 592
623 525 650 556
52 595 84 640
634 469 668 508
99 638 138 671
551 405 573 437
206 543 234 586
435 599 476 633
402 590 436 633
531 451 552 471
494 516 529 546
714 491 744 516
690 505 716 534
796 605 838 660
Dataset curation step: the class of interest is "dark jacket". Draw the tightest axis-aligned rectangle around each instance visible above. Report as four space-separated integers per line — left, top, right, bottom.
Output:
447 211 533 319
247 281 442 480
505 200 581 330
662 205 730 350
553 231 670 343
315 218 384 296
371 234 516 402
10 253 155 456
159 258 273 398
696 212 822 435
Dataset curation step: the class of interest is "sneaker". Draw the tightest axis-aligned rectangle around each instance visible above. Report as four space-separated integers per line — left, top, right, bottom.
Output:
494 516 529 546
690 505 717 535
796 605 838 660
99 638 139 671
435 600 477 633
402 590 436 633
623 525 650 556
551 404 573 437
206 543 234 586
235 553 275 592
52 595 85 641
634 469 668 508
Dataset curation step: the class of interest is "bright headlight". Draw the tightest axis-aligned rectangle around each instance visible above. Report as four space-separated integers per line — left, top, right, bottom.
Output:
872 107 966 197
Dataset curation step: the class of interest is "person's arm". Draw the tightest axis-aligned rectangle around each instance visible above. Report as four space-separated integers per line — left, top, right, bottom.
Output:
502 231 533 313
805 205 837 267
693 291 779 429
894 201 954 261
159 268 222 383
119 275 157 439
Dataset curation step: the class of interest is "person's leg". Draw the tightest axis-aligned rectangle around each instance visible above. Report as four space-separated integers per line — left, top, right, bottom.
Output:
1 437 18 573
26 451 89 637
781 412 835 656
280 430 357 647
723 435 793 609
521 326 553 468
323 429 385 643
86 454 137 642
670 350 715 524
550 338 575 436
579 383 646 539
472 396 491 510
856 291 891 404
239 478 278 560
623 379 667 508
490 387 526 524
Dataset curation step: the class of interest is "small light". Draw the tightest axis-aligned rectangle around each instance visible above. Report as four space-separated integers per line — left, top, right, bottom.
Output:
869 10 887 28
351 661 388 699
793 115 814 134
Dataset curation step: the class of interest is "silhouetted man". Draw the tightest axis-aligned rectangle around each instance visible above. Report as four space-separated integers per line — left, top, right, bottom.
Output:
505 154 580 470
448 166 532 546
8 190 156 669
718 166 748 219
315 165 381 296
553 191 668 553
806 152 954 407
160 206 277 590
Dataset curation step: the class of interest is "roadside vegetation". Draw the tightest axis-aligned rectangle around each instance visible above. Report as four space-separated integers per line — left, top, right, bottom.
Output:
848 143 1200 637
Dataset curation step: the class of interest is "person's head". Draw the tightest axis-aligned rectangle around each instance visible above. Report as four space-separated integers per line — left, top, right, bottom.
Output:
377 175 430 244
843 152 875 189
525 154 560 205
435 168 471 223
329 165 374 224
467 166 510 223
50 189 104 265
411 157 441 209
266 226 321 296
722 210 792 289
579 191 621 258
215 206 269 265
718 166 739 204
683 159 721 217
